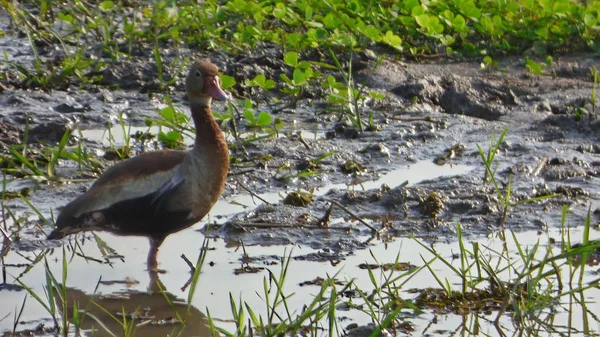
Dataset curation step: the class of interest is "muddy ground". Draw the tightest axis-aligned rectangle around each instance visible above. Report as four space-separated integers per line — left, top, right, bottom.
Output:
2 45 600 251
217 52 600 248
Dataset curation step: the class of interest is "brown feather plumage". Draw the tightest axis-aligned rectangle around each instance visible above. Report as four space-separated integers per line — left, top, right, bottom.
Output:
48 60 230 270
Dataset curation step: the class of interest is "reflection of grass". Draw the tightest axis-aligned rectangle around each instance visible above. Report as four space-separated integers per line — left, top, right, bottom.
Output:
412 210 600 333
213 250 351 337
5 207 600 336
204 214 600 336
16 248 71 335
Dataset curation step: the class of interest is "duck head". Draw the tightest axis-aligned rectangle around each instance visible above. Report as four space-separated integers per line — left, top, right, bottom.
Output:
185 59 229 105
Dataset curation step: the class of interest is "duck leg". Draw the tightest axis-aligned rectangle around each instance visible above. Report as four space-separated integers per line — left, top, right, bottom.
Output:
147 236 165 271
147 269 165 293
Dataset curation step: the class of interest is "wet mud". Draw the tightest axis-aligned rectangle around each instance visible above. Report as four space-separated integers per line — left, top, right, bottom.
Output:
209 54 600 247
1 47 599 259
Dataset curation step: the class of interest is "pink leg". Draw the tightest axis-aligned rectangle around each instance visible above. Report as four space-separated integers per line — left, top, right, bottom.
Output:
147 269 161 293
147 237 164 271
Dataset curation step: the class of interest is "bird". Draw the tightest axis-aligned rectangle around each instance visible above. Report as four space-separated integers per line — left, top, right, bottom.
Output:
47 59 230 270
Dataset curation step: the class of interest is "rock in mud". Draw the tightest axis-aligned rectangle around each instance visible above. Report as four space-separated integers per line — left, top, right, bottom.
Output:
390 75 444 104
53 102 88 113
28 121 69 143
100 59 170 91
438 75 507 120
0 122 22 144
345 323 392 337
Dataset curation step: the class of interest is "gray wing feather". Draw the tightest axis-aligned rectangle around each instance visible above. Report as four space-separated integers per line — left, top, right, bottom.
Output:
151 176 185 212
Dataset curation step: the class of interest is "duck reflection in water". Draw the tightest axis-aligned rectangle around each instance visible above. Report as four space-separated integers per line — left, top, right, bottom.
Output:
53 270 212 337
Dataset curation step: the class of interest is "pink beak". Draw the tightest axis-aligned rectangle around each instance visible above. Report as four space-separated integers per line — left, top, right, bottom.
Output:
205 76 229 100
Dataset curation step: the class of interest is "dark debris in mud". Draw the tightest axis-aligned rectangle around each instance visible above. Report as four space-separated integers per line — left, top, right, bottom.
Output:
357 262 416 271
233 265 265 275
409 287 517 315
299 276 345 287
344 322 412 337
0 283 24 292
2 323 57 337
0 122 21 145
293 250 348 263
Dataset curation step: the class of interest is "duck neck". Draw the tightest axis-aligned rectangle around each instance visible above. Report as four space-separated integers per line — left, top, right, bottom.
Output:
190 102 229 161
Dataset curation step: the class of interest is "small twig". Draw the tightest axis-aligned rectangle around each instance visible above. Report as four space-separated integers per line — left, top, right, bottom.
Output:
331 200 379 232
315 202 334 227
74 252 106 264
136 320 153 328
180 254 195 273
1 262 6 285
228 220 353 230
0 223 10 242
229 168 255 176
387 115 439 123
229 115 240 141
297 133 311 150
396 180 409 189
238 239 253 266
180 275 193 292
0 205 12 243
532 157 548 176
179 253 197 290
229 100 243 120
235 179 272 205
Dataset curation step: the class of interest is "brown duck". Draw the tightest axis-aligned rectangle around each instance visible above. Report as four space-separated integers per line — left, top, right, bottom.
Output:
48 59 230 270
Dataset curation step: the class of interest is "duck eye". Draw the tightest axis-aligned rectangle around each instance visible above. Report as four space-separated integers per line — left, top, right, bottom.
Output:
195 70 202 77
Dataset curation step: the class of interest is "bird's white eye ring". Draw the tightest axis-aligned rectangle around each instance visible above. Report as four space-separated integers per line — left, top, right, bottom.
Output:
195 70 202 77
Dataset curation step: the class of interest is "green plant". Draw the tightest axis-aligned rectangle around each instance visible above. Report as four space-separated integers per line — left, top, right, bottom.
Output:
280 51 316 104
106 111 134 160
477 126 507 184
245 74 276 92
326 51 366 131
1 121 78 180
354 250 422 330
591 66 598 115
88 304 137 337
215 99 284 146
276 151 333 182
410 218 600 332
16 248 72 335
211 250 348 337
3 0 600 94
44 128 72 178
480 55 498 71
242 100 274 129
477 127 557 226
63 130 105 176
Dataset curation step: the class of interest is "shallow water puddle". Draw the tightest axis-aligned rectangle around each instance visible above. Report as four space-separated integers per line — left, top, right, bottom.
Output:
3 227 599 337
2 160 598 337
